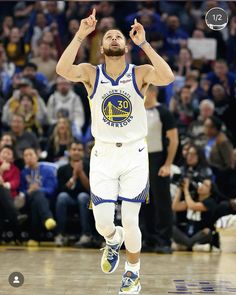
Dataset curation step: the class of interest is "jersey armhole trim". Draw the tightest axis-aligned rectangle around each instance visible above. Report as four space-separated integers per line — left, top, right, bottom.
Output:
132 66 144 99
90 66 100 99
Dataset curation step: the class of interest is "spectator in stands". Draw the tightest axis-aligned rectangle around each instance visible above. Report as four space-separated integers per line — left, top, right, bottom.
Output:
13 2 33 29
211 84 236 144
176 140 192 167
0 133 14 148
0 145 20 199
2 27 30 69
9 114 40 168
180 144 213 183
170 85 197 135
0 43 15 76
47 77 85 139
0 45 13 97
64 19 80 46
30 42 57 83
173 144 213 203
163 15 188 59
207 59 236 98
46 117 73 164
0 15 14 40
55 140 93 247
0 145 21 244
28 12 50 54
188 99 215 146
204 116 234 172
212 84 229 120
2 77 48 126
20 147 57 246
43 1 67 39
19 62 49 100
185 72 207 102
172 178 218 251
43 33 62 62
16 93 43 136
174 48 196 77
204 116 234 194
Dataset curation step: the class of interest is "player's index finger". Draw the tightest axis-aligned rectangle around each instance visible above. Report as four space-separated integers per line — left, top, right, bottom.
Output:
92 8 96 17
134 18 137 24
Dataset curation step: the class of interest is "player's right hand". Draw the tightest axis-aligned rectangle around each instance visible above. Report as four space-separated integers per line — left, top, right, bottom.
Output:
76 8 97 40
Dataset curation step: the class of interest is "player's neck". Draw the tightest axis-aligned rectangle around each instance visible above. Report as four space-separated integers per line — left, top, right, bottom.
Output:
104 56 127 79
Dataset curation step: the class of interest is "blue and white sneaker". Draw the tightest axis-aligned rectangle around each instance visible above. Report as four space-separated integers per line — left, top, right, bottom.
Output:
119 271 141 294
100 226 124 274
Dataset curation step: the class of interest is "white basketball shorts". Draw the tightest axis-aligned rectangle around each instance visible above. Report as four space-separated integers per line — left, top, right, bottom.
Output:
90 139 149 206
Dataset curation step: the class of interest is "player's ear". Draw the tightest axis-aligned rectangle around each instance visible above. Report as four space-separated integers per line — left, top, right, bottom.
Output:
100 46 104 54
125 45 128 53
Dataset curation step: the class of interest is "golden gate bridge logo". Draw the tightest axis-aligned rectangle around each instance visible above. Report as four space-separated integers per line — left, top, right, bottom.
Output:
102 94 132 123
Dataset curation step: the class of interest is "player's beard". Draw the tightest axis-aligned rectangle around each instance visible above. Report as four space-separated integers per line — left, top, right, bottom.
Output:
103 47 125 57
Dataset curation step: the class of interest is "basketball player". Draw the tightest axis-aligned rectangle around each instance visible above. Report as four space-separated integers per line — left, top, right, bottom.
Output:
56 9 174 294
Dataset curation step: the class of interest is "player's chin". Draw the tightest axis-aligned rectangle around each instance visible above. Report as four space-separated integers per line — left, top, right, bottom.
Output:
104 48 125 57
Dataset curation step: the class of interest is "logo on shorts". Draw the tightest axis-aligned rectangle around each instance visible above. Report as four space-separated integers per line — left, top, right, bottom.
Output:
102 93 133 127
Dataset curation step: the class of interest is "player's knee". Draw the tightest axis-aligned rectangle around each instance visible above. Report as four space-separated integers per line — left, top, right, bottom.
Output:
95 221 114 237
121 214 139 231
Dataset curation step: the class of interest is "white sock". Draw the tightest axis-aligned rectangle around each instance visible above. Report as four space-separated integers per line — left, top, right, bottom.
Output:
105 227 121 244
125 260 140 274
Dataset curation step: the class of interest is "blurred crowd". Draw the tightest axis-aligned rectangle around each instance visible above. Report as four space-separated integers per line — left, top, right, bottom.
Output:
0 1 236 250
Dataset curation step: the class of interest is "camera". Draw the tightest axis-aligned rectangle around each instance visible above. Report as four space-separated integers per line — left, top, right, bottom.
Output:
172 170 204 198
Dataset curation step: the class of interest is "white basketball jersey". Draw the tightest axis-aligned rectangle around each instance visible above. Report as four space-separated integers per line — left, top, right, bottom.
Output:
89 63 147 143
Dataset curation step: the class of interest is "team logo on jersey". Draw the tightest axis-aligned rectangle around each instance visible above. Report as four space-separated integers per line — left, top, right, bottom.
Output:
102 92 133 127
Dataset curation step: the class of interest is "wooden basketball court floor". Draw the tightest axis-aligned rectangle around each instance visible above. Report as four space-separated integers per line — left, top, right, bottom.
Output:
0 229 235 295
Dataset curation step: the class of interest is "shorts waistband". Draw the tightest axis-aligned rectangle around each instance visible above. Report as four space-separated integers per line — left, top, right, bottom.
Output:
95 138 145 147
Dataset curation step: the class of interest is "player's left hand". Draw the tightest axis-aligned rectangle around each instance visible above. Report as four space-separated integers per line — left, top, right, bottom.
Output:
158 164 171 177
129 19 146 46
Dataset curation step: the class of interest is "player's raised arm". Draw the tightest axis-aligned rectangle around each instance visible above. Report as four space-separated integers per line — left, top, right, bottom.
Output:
56 8 97 83
129 19 175 86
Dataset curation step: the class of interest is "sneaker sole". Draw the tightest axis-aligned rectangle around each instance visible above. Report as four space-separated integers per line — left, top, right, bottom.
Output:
118 283 141 294
101 254 120 274
101 226 124 274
